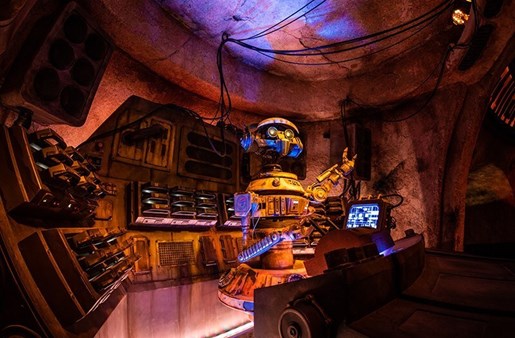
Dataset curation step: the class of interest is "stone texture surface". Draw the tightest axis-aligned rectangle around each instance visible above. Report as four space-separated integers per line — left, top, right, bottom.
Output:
157 0 444 80
34 0 513 252
463 112 515 249
74 0 515 120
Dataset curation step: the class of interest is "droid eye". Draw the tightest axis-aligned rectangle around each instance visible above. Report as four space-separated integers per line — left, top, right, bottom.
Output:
267 126 278 138
284 129 294 139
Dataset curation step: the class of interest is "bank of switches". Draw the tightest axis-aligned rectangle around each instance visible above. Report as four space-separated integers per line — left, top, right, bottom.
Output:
69 227 138 291
19 226 139 325
0 126 107 226
128 182 241 229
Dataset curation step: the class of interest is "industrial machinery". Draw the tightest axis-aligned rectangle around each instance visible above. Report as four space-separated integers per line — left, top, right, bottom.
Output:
0 124 138 336
218 117 356 312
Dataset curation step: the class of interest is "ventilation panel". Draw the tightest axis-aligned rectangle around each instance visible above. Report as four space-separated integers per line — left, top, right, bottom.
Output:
157 241 195 267
178 127 237 185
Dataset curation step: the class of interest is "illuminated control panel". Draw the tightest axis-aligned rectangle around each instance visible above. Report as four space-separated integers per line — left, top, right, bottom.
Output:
346 203 380 229
234 192 310 219
344 198 392 233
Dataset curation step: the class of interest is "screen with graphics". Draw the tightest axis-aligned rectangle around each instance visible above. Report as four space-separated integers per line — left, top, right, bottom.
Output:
346 203 380 229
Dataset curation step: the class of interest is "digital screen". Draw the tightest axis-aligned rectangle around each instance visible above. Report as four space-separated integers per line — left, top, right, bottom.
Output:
346 203 380 229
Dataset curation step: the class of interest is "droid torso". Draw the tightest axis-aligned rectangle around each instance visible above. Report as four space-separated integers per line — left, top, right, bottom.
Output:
245 165 310 221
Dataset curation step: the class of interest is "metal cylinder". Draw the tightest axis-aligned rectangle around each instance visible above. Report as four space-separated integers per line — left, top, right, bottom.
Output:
261 241 294 269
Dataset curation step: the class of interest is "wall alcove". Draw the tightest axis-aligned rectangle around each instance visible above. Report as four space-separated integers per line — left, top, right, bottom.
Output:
440 39 515 251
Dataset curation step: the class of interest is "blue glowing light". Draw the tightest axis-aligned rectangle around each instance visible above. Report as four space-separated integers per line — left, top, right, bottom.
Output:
288 145 303 158
242 301 254 312
238 232 283 262
240 133 253 151
317 16 361 40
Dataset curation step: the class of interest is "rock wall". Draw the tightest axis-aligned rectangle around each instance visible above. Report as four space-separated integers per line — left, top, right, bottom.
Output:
300 83 472 248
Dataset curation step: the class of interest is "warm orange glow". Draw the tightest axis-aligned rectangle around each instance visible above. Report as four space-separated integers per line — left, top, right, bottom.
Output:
452 9 469 26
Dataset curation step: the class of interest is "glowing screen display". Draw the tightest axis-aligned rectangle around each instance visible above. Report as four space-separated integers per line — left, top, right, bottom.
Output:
346 203 380 229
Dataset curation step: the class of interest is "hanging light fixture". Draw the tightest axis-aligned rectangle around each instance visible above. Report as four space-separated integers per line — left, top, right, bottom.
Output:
452 0 472 26
452 9 470 25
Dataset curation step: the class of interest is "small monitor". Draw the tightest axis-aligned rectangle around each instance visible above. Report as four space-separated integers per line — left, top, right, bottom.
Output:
345 199 388 231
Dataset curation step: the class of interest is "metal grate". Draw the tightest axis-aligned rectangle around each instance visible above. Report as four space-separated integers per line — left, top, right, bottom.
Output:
489 63 514 129
178 127 237 184
157 241 195 267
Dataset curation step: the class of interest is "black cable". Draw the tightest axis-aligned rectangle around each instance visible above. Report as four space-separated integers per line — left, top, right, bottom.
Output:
343 42 450 122
344 36 454 113
238 0 326 41
381 193 404 208
224 0 453 68
214 0 453 124
216 33 232 122
228 0 454 56
339 101 361 202
213 0 453 128
247 10 442 67
342 38 450 115
247 13 436 66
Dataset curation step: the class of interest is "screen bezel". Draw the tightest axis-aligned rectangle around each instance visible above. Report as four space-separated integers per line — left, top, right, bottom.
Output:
344 198 388 232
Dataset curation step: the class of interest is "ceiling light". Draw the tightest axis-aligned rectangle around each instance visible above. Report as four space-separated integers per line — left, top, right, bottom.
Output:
452 9 470 25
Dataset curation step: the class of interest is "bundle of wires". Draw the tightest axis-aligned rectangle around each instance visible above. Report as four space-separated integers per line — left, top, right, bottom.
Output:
216 0 458 121
229 0 455 61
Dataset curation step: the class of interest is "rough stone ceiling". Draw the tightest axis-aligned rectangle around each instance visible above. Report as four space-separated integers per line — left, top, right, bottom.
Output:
82 0 514 119
157 0 448 81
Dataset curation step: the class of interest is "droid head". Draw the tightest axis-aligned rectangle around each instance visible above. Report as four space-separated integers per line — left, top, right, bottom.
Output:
240 117 303 159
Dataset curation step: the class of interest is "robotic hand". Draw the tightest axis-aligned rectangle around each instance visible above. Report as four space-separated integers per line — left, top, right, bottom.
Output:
306 148 356 203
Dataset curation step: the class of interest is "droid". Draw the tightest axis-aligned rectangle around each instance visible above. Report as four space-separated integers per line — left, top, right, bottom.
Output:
218 117 355 312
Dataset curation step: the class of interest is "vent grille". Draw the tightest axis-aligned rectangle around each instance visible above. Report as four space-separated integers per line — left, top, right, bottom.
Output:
178 127 237 184
157 241 195 267
489 63 514 129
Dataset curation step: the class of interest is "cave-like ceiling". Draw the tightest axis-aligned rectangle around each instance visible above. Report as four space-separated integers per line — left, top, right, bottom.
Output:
157 0 449 81
81 0 514 120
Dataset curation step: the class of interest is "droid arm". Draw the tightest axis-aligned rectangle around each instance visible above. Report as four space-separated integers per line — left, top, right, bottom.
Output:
306 148 356 203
